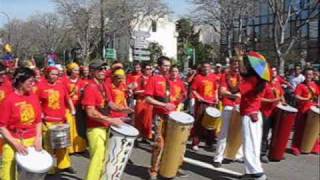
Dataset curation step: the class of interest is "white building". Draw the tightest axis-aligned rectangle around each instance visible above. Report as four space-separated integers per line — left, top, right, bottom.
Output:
114 15 178 62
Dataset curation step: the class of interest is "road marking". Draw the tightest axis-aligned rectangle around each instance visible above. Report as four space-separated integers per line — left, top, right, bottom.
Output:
183 157 243 177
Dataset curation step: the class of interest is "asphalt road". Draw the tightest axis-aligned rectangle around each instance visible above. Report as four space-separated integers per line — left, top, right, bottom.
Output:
45 141 319 180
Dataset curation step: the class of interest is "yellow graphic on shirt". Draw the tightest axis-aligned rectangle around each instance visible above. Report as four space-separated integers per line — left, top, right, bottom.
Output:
48 90 60 109
113 88 126 107
171 85 182 102
69 84 79 101
19 103 36 125
230 77 237 88
0 90 5 103
203 80 213 97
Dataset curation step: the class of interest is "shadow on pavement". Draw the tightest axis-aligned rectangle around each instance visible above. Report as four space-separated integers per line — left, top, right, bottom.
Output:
45 173 83 180
124 163 150 179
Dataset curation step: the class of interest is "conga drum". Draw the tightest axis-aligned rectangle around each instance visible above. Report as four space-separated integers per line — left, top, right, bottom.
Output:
269 104 297 161
49 124 71 149
224 106 242 160
16 147 53 180
105 124 139 180
201 107 221 130
300 106 320 153
159 112 194 178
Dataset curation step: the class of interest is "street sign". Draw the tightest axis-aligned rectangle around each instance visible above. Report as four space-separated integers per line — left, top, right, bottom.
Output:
134 49 151 55
133 31 151 38
133 55 150 61
105 48 116 60
134 41 149 49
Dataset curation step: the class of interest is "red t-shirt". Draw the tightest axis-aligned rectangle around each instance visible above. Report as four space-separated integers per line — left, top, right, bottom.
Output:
63 77 86 106
145 74 170 115
0 82 13 105
261 80 284 117
82 80 112 128
135 75 150 99
127 72 142 86
37 80 70 122
106 82 128 118
240 76 265 116
169 79 186 106
295 81 319 113
0 92 41 139
191 74 218 103
220 72 241 106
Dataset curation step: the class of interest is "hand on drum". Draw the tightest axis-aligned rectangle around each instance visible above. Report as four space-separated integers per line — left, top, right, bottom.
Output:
249 113 259 123
12 139 28 155
34 138 43 152
108 117 125 127
164 103 176 111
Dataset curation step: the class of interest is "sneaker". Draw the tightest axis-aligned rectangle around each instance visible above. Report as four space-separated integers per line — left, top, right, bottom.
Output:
240 173 267 180
212 161 222 168
292 147 301 156
260 155 269 163
148 171 157 180
176 169 190 178
192 145 199 151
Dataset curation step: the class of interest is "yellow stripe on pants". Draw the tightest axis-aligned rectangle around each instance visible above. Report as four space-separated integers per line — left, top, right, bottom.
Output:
42 122 71 172
66 110 87 154
86 127 110 180
1 138 35 180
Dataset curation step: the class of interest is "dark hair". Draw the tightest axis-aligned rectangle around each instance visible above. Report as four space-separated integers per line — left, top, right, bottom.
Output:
133 61 141 67
303 67 314 75
13 67 35 88
0 63 6 73
157 56 171 66
142 62 151 69
170 65 179 71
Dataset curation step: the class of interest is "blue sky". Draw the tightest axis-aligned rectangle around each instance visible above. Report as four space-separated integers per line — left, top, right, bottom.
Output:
0 0 192 27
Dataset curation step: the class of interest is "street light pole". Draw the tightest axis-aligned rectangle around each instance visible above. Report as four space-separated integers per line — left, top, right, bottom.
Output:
0 12 11 43
100 0 105 61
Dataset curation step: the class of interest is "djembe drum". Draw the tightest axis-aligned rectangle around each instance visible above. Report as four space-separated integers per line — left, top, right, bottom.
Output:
269 104 297 161
224 106 242 160
300 106 320 153
159 111 194 178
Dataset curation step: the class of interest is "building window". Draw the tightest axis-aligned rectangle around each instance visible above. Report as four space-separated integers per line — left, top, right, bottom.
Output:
152 20 157 32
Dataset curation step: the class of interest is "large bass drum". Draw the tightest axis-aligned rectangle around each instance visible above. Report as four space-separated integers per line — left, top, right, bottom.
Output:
159 112 194 178
105 123 139 180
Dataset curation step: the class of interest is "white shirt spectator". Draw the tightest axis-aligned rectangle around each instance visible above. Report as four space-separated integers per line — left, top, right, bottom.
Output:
289 74 305 89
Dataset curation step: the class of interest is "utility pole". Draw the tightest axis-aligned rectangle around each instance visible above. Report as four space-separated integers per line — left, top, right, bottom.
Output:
100 0 105 60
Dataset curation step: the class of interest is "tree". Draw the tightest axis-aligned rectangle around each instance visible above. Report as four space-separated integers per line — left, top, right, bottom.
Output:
190 0 257 57
149 42 163 63
266 0 320 74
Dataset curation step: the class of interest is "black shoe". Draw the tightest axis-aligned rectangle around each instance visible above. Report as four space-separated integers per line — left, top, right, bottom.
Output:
212 161 222 168
60 167 76 174
176 169 190 178
260 155 269 163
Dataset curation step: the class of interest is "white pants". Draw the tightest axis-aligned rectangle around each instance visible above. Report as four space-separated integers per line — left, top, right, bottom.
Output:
214 106 244 163
242 112 264 174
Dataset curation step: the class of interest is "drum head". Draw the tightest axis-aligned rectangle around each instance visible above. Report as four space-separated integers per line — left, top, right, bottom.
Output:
169 111 194 124
310 106 320 114
16 147 53 173
111 123 139 137
206 107 221 118
277 104 298 113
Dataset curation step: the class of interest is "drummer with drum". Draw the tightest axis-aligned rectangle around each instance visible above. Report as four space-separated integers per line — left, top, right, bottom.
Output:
212 58 241 167
81 60 126 180
259 67 286 163
191 61 219 151
37 66 76 174
292 68 320 156
0 67 42 180
145 56 188 179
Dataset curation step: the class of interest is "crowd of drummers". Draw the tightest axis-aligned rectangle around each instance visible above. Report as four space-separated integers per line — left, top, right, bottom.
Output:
0 48 319 180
